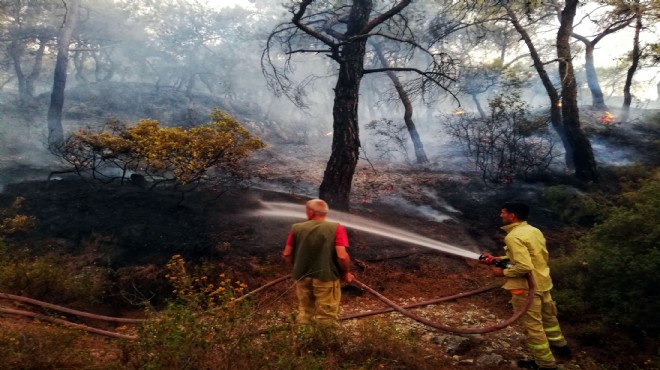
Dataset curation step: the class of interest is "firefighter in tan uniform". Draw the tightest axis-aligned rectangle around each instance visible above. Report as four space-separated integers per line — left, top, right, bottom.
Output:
481 202 571 370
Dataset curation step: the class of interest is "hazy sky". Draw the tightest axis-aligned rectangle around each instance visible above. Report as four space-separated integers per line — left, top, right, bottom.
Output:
201 0 657 100
206 0 255 9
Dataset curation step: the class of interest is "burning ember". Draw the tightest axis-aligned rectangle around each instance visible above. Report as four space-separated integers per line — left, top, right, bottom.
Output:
599 111 616 125
452 108 465 115
555 101 562 108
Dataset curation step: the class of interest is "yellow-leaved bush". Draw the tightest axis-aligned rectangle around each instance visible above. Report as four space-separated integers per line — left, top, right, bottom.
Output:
58 109 265 187
0 197 37 235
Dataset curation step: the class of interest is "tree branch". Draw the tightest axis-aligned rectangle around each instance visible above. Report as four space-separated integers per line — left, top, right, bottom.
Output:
291 0 337 48
362 0 412 34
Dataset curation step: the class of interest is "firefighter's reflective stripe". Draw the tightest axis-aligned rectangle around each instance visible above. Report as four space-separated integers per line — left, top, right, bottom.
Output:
512 292 558 368
528 342 550 350
527 342 554 361
544 324 565 342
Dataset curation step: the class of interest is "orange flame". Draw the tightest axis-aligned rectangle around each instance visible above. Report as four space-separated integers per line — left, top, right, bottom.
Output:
555 101 562 108
599 111 616 125
452 108 465 115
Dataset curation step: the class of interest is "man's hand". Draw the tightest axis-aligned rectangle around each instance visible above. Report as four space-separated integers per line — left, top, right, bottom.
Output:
479 252 496 264
491 267 505 277
342 272 354 284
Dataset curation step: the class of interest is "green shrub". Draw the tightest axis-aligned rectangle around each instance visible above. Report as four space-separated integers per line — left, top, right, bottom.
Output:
121 257 447 369
0 249 111 306
542 185 605 226
550 253 592 318
0 324 95 369
580 172 660 335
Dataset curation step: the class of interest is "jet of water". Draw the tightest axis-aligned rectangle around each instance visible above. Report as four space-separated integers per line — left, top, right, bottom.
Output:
254 201 482 260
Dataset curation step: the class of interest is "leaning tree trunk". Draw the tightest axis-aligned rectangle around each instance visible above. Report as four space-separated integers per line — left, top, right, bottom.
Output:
621 9 642 123
372 42 428 164
583 43 607 110
319 0 372 211
558 0 598 182
572 20 634 111
504 4 574 169
471 93 486 119
47 0 80 148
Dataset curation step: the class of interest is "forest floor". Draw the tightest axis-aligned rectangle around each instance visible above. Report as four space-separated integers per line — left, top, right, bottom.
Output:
0 153 655 370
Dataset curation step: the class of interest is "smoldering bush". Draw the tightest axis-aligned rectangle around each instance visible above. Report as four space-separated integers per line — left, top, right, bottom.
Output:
443 92 559 184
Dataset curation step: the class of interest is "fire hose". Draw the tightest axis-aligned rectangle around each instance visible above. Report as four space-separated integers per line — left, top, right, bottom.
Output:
0 292 141 340
242 274 536 334
0 273 535 338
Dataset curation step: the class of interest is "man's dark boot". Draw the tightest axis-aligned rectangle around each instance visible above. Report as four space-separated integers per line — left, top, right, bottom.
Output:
552 345 572 359
516 359 558 370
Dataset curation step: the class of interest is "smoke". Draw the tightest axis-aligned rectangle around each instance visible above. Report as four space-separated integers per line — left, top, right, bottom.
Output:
1 0 657 198
378 194 454 223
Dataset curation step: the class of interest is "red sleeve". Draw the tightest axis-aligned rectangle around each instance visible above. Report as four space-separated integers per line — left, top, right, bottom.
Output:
335 224 349 247
286 230 294 246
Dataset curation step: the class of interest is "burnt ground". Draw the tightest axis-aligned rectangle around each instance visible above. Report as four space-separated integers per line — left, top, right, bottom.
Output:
0 160 655 370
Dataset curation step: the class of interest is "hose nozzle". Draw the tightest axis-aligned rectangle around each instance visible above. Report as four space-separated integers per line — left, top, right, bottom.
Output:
479 253 512 269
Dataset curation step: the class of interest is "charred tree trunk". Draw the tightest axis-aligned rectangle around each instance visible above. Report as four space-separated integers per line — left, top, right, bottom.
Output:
372 42 428 164
558 0 598 182
47 0 80 148
319 0 372 211
621 9 642 123
504 4 574 169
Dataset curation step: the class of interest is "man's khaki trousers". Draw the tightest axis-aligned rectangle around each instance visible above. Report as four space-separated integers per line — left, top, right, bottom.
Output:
295 277 341 325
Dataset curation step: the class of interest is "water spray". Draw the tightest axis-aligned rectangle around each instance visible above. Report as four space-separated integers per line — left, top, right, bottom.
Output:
255 201 482 260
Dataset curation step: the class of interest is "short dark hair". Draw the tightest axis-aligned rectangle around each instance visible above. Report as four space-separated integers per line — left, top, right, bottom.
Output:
503 202 529 221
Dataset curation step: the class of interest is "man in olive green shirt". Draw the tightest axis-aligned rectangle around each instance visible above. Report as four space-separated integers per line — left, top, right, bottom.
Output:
481 202 570 370
282 199 354 325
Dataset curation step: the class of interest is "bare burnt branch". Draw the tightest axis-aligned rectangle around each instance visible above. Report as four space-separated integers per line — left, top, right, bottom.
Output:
263 0 459 108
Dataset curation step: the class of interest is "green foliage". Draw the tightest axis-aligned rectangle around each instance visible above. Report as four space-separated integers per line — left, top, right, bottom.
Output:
580 173 660 335
0 247 110 306
120 257 446 369
164 254 248 310
550 253 592 318
0 324 95 370
542 185 605 226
